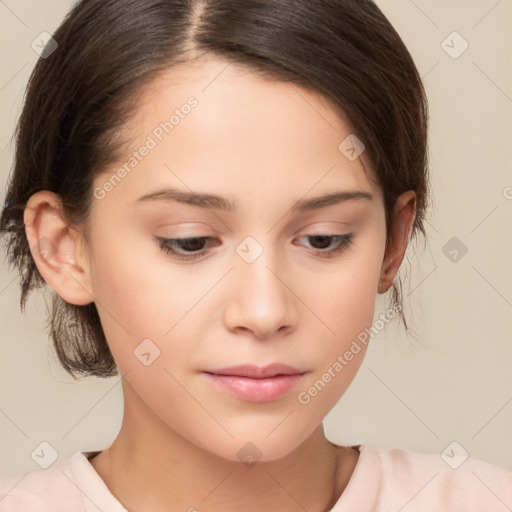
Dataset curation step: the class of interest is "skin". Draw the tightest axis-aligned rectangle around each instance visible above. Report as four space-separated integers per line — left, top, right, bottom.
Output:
23 56 416 511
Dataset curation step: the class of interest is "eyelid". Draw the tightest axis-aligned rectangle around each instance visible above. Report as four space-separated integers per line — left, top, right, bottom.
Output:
155 231 354 262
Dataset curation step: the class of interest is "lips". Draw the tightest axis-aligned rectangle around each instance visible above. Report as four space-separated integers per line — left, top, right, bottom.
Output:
206 363 304 378
202 364 307 403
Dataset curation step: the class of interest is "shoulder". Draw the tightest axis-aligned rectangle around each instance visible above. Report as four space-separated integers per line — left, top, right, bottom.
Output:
0 452 88 511
361 444 512 511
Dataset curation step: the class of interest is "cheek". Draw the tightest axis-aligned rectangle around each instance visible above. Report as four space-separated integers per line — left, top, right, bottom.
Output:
88 217 177 308
296 236 384 401
293 275 377 424
86 230 197 359
88 240 232 409
302 246 383 351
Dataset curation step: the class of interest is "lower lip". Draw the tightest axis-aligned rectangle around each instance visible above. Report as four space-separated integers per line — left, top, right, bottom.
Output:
203 372 305 403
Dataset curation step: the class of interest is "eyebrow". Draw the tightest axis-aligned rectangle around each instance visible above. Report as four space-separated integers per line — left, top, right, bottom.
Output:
136 187 373 213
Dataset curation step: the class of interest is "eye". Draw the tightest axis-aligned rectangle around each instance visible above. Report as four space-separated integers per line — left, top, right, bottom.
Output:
155 236 219 261
294 233 354 258
155 233 354 261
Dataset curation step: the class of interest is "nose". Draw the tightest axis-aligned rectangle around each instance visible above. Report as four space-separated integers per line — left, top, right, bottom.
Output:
223 241 298 340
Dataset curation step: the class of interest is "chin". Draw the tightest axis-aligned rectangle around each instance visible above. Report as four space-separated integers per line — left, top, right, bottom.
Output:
195 426 313 466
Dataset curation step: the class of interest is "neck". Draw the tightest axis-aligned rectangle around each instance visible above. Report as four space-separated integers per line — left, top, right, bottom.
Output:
91 384 358 512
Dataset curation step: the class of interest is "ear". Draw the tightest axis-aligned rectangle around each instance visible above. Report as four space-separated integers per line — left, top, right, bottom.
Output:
377 190 417 295
23 190 94 305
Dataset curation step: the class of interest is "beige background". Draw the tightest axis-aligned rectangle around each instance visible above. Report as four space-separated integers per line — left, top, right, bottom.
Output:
1 0 511 479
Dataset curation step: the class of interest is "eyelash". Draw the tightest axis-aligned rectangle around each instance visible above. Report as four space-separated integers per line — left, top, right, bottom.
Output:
155 233 354 261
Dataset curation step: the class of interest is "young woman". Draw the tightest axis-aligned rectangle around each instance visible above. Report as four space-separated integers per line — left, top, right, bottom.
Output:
1 1 510 510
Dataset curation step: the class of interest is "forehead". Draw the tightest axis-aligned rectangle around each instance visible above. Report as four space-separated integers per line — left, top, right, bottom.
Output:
129 57 350 139
94 56 380 210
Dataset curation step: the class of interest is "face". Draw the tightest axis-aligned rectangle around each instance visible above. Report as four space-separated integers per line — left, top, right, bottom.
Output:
77 57 390 461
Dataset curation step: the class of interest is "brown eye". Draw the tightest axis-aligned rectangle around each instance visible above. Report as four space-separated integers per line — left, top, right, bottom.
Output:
155 236 220 261
295 233 354 257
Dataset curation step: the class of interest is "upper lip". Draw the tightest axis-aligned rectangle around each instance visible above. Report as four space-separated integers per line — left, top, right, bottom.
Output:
204 363 305 379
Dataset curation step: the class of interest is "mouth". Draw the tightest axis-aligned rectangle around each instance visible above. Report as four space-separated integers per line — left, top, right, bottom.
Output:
202 363 308 403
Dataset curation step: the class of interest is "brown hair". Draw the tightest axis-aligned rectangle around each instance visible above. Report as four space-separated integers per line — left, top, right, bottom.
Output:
0 0 430 379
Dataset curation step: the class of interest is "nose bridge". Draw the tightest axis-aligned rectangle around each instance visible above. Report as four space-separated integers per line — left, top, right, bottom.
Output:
225 232 296 337
235 233 284 296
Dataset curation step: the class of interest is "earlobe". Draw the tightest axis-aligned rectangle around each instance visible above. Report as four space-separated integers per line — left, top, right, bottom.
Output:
377 191 417 295
23 190 94 306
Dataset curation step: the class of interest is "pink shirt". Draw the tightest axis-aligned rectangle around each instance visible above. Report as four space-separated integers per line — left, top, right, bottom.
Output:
1 444 511 510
